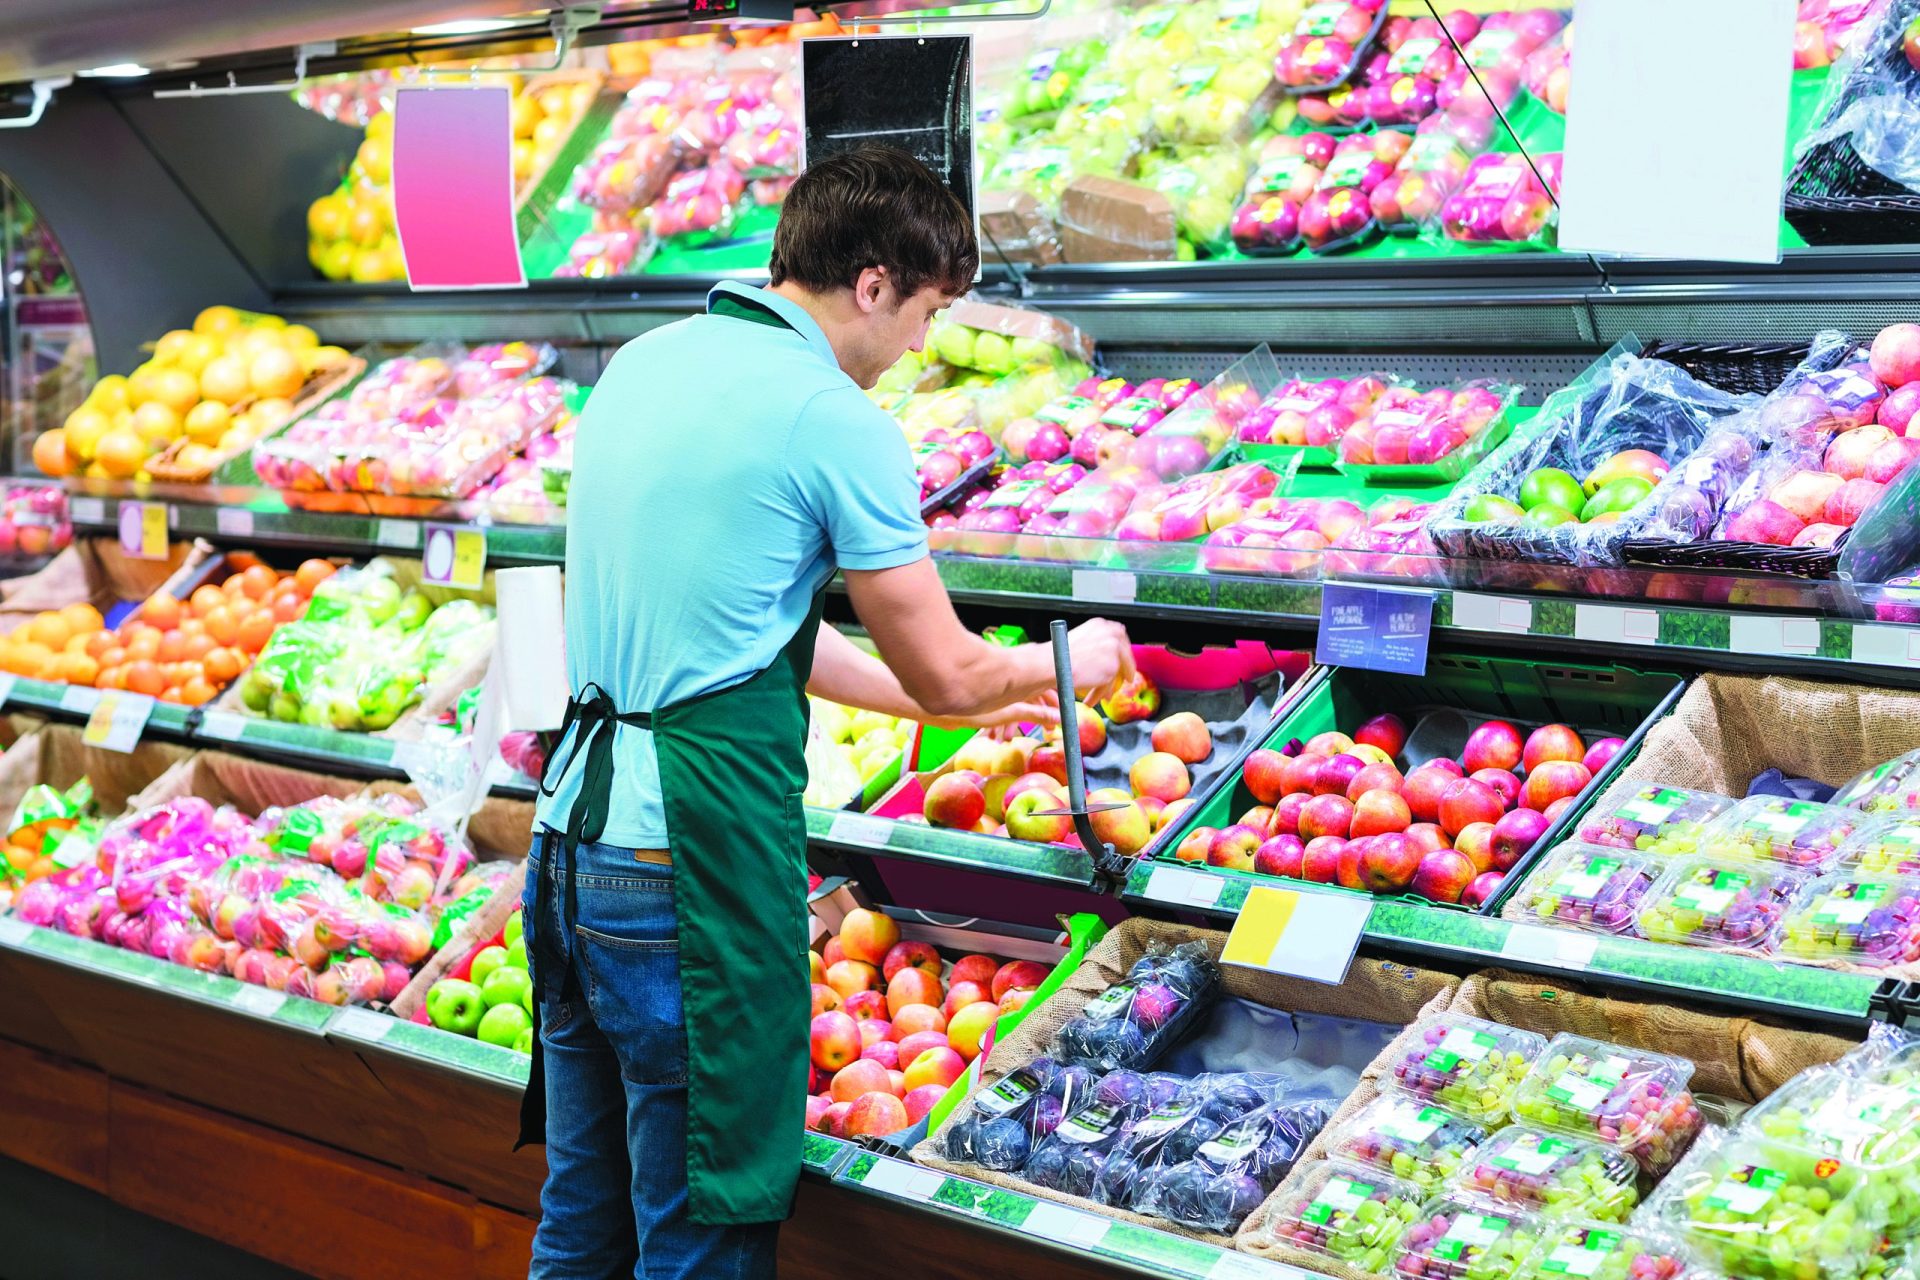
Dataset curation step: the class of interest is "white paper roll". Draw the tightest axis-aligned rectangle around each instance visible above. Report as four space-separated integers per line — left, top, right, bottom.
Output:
495 565 569 731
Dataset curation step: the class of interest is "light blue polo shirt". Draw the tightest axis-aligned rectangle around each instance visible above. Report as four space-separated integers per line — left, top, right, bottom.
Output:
536 282 930 848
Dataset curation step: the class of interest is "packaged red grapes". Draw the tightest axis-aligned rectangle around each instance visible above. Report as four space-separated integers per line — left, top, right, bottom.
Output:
1834 748 1920 814
1131 1093 1337 1232
1388 1013 1547 1124
1636 856 1802 952
1324 1094 1490 1194
1512 1036 1697 1174
939 1055 1105 1172
1697 796 1862 872
1779 871 1920 968
1391 1194 1546 1280
1051 939 1221 1072
1575 785 1735 855
1840 813 1920 875
1450 1124 1640 1221
1515 842 1664 938
1264 1159 1424 1271
1509 1220 1701 1280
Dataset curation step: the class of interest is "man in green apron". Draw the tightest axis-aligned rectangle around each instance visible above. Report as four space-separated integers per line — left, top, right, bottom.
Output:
524 146 1134 1278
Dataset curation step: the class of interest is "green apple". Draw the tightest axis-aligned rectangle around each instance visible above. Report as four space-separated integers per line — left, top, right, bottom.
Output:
1464 494 1526 524
1519 467 1584 514
482 965 533 1011
269 692 302 722
503 909 524 947
478 1002 533 1048
512 1026 534 1054
425 979 485 1036
1581 476 1654 519
394 590 434 631
359 575 402 624
505 937 527 970
468 945 510 990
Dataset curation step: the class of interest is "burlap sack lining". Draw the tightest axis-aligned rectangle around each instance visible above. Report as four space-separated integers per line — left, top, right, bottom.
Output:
1502 672 1920 980
0 721 191 821
0 537 201 631
1232 965 1858 1274
910 917 1461 1247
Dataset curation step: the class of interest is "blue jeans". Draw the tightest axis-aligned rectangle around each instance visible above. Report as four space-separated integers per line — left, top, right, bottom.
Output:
524 841 780 1280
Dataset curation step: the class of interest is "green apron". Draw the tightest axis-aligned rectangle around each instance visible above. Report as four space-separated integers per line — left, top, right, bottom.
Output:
523 292 824 1224
524 590 822 1225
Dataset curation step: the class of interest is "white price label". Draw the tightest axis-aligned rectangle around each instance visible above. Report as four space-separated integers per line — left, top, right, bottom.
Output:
59 685 101 713
0 918 32 945
82 690 155 753
1142 864 1224 908
216 507 255 537
1451 592 1533 635
1024 1202 1111 1250
230 985 287 1017
1574 604 1659 646
335 1006 395 1041
1209 1254 1299 1279
828 811 892 846
198 710 248 742
1072 569 1136 605
1501 923 1600 970
376 519 422 549
69 497 105 524
1730 615 1820 657
1851 624 1920 669
861 1158 944 1201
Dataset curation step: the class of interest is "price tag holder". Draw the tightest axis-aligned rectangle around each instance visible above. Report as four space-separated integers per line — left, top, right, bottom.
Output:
59 685 101 714
376 519 422 549
1574 603 1659 646
198 710 248 742
1450 591 1533 635
118 501 170 561
1317 584 1433 676
216 508 255 538
1072 568 1137 605
334 1006 394 1041
1729 615 1820 658
828 812 892 847
1851 623 1920 669
1500 922 1600 971
230 985 287 1018
1142 864 1226 909
69 497 105 525
0 918 32 945
422 524 487 591
82 691 155 753
861 1156 944 1202
1024 1202 1112 1250
1221 884 1370 985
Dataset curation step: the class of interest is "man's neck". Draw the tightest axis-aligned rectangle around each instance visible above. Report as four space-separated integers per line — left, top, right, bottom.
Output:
767 281 856 373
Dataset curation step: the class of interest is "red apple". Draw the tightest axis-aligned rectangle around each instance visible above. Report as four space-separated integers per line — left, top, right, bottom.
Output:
1461 720 1523 773
839 908 901 966
1301 836 1346 883
1346 762 1406 802
1315 753 1366 797
859 1020 892 1048
811 983 842 1017
1359 832 1423 893
942 981 992 1021
826 960 880 1001
1305 731 1355 756
1131 752 1192 804
1207 824 1264 871
1029 745 1069 786
1410 848 1477 904
923 773 987 829
1243 749 1291 804
1152 712 1213 764
1544 796 1576 823
1469 768 1521 810
1255 834 1305 878
896 1030 950 1065
1439 778 1503 836
811 1011 862 1072
1175 826 1218 863
1490 808 1551 871
1337 838 1369 891
882 940 942 982
1522 760 1592 812
1522 724 1586 773
950 955 998 988
903 1084 948 1124
1281 752 1329 797
1405 822 1448 854
843 990 888 1022
806 1095 834 1131
1076 705 1107 756
1138 796 1168 830
1271 792 1312 837
1462 871 1505 908
1088 788 1153 855
820 1101 853 1137
1299 794 1356 840
992 961 1049 1001
1238 805 1276 832
1582 737 1626 775
1160 798 1195 829
1453 822 1496 874
860 1040 900 1070
1403 764 1459 824
1354 713 1409 758
1351 788 1413 837
885 968 942 1018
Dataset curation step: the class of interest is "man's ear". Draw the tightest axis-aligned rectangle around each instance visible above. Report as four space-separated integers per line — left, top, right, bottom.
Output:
852 265 890 315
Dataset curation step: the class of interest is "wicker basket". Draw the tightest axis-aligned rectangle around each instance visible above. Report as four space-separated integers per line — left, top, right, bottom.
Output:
1784 0 1920 245
144 357 364 485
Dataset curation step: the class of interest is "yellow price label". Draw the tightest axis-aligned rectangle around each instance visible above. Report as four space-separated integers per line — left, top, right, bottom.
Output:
1221 884 1370 984
83 691 121 746
118 502 170 561
423 524 487 591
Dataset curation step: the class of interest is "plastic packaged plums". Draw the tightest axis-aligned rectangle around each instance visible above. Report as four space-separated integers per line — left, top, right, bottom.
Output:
942 1056 1105 1172
1051 939 1221 1073
1021 1082 1152 1198
1132 1094 1338 1232
1093 1072 1283 1209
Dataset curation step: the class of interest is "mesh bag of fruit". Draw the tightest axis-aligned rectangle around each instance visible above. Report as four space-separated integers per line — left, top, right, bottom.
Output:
1428 342 1761 568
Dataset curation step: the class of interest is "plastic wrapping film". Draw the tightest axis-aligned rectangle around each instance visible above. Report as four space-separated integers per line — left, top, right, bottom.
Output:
1138 148 1254 257
1275 1 1390 95
1051 938 1222 1074
1302 129 1411 252
1793 0 1920 191
1092 1072 1286 1209
1437 151 1563 249
1231 132 1334 255
1429 342 1761 568
939 1056 1108 1173
1295 8 1487 133
1130 1092 1338 1232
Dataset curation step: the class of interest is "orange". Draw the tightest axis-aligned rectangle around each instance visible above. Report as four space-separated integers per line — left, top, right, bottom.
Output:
60 654 99 687
24 856 55 884
163 662 196 687
237 611 276 654
295 559 336 594
31 429 72 477
159 686 183 705
140 594 182 631
95 430 148 479
192 305 242 337
157 630 187 664
98 646 127 670
63 633 91 656
272 594 304 624
223 573 247 594
34 652 61 681
97 666 126 691
180 676 216 706
190 585 226 617
204 607 240 648
84 632 115 660
240 565 278 601
124 661 165 697
125 632 161 663
179 633 214 663
60 603 104 635
204 647 244 683
26 613 70 652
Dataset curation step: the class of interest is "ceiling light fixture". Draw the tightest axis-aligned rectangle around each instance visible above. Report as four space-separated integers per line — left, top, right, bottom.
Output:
410 18 527 36
77 63 150 77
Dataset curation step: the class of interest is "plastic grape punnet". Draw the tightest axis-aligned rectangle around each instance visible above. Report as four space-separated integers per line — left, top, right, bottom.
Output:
1698 796 1863 872
1449 1124 1640 1221
1265 1159 1424 1271
1780 871 1920 967
1325 1093 1490 1192
1508 1220 1700 1280
1575 785 1735 854
1517 842 1664 937
1834 748 1920 815
1390 1193 1546 1280
1840 814 1920 875
1510 1035 1703 1177
1388 1013 1547 1124
1635 856 1803 952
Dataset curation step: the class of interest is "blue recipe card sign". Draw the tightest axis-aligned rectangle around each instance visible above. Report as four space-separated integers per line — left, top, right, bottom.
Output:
1316 583 1434 676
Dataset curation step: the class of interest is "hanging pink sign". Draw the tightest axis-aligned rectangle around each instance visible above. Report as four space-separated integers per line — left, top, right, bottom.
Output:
391 86 527 290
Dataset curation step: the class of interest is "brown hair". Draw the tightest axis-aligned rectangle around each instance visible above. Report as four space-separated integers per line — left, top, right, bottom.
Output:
768 146 977 300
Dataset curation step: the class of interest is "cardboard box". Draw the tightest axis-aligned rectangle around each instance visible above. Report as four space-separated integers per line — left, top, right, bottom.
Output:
978 189 1064 267
1058 175 1179 264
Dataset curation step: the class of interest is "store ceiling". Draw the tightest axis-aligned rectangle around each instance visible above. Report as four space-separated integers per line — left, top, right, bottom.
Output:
0 2 570 83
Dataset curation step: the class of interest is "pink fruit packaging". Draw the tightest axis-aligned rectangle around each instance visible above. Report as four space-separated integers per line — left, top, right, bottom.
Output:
1301 131 1408 253
1440 153 1559 246
1275 1 1390 93
1372 132 1475 235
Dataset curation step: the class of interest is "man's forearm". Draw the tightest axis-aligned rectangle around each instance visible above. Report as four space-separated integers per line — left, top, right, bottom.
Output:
806 623 927 720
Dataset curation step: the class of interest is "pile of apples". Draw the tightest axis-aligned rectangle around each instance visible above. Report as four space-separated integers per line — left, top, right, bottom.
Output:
424 909 535 1053
36 307 351 482
805 698 913 809
915 673 1217 853
1200 494 1439 577
0 558 334 704
1721 323 1920 548
1177 711 1623 906
0 485 71 560
807 908 1050 1139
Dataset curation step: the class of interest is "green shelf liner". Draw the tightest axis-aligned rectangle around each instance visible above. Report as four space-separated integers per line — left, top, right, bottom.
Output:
367 1016 532 1086
11 924 333 1028
804 806 1096 884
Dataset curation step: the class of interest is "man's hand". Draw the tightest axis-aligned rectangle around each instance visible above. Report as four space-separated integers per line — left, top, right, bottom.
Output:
1067 618 1136 703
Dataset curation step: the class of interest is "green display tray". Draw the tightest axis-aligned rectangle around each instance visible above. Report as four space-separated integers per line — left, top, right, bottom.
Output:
1332 411 1515 487
1242 442 1336 469
804 805 1098 887
329 1007 531 1088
